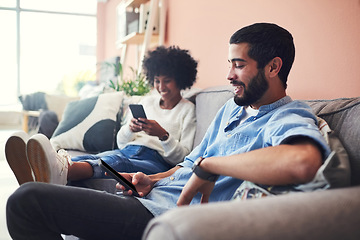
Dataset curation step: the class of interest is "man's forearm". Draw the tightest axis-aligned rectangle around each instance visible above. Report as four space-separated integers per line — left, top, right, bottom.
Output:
200 142 322 185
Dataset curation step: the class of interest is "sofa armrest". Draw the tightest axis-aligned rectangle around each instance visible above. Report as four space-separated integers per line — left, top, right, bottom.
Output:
143 186 360 240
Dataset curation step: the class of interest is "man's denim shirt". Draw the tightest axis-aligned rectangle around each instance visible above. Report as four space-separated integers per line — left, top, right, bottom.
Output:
139 96 331 216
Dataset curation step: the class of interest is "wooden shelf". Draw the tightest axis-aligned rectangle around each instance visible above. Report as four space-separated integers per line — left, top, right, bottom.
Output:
117 32 159 46
123 0 149 9
117 0 164 70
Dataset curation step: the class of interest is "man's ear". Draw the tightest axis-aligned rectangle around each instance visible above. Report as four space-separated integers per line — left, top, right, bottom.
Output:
268 57 283 78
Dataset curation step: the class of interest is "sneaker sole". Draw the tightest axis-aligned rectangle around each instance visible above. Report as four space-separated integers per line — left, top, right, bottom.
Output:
26 135 51 183
5 132 34 185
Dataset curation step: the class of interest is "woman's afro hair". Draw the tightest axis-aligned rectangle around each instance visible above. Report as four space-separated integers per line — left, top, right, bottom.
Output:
142 46 198 90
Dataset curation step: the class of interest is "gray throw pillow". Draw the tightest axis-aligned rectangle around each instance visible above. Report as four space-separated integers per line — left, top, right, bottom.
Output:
50 92 124 153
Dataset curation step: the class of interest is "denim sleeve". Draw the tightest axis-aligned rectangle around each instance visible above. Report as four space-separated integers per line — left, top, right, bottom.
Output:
266 106 331 159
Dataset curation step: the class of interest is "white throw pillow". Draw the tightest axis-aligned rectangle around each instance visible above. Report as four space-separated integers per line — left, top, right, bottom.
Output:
50 92 124 153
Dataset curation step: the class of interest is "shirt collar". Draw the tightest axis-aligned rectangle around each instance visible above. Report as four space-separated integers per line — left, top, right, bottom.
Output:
226 96 293 131
256 96 293 116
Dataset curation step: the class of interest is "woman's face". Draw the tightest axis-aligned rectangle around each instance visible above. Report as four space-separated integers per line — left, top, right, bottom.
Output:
154 75 181 102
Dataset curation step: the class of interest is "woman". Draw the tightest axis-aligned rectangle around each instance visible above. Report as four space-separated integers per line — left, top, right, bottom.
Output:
6 46 198 185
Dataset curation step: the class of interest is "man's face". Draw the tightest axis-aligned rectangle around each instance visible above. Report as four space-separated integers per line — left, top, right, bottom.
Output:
227 43 269 108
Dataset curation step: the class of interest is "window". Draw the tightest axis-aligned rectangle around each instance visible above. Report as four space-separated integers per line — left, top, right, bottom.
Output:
0 0 15 8
20 0 96 14
0 10 17 106
0 0 97 107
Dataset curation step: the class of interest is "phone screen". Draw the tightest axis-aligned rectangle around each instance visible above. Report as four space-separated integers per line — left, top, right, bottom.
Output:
99 159 140 197
129 104 147 119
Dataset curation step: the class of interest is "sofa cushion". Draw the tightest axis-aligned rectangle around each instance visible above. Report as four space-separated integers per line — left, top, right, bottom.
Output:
193 86 235 147
305 97 360 185
50 92 124 153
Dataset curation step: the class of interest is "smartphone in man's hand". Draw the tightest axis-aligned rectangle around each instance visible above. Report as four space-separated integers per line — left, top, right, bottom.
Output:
99 159 140 197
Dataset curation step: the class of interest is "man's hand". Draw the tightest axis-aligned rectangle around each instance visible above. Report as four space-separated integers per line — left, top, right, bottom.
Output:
177 173 215 206
116 172 154 197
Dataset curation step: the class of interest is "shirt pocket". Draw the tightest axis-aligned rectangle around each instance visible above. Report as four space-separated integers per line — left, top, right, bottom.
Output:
221 132 250 155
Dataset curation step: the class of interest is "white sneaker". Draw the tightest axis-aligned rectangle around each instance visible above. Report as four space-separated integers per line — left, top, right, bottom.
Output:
26 134 71 185
5 131 34 185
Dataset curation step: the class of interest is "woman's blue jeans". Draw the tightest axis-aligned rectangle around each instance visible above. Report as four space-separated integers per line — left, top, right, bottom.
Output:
72 145 172 178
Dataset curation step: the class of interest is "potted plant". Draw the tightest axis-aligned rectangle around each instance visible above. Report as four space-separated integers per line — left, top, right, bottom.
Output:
102 60 151 96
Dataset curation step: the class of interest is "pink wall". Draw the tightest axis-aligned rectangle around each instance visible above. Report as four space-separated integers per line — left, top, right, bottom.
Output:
97 0 121 60
98 0 360 100
97 0 137 78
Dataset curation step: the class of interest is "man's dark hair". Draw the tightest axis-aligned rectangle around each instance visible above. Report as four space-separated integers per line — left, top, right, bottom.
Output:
230 23 295 89
142 46 198 90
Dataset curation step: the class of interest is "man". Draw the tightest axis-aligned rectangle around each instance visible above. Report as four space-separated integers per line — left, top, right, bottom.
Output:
6 23 330 240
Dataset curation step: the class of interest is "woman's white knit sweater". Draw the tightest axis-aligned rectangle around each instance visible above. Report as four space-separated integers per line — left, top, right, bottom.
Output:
117 94 196 166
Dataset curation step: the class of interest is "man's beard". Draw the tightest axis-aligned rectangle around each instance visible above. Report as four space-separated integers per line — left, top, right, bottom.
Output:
233 69 269 106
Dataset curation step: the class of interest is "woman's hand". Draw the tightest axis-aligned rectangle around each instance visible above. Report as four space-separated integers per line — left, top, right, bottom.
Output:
129 118 143 132
116 172 155 197
129 118 167 138
177 173 215 206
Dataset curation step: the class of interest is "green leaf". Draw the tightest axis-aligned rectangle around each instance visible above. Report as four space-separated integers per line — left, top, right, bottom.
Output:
101 60 151 96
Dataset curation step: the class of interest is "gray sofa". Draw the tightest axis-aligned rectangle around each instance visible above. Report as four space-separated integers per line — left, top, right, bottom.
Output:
68 85 360 239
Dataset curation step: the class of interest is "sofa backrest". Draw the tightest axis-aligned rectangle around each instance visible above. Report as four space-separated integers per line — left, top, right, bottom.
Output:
194 85 360 186
305 97 360 186
193 86 235 147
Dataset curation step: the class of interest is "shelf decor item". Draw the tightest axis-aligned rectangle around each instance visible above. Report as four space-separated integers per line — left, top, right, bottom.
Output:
116 2 140 41
115 0 165 71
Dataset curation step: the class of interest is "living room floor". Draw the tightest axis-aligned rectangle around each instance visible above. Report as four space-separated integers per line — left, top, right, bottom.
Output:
0 129 22 240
